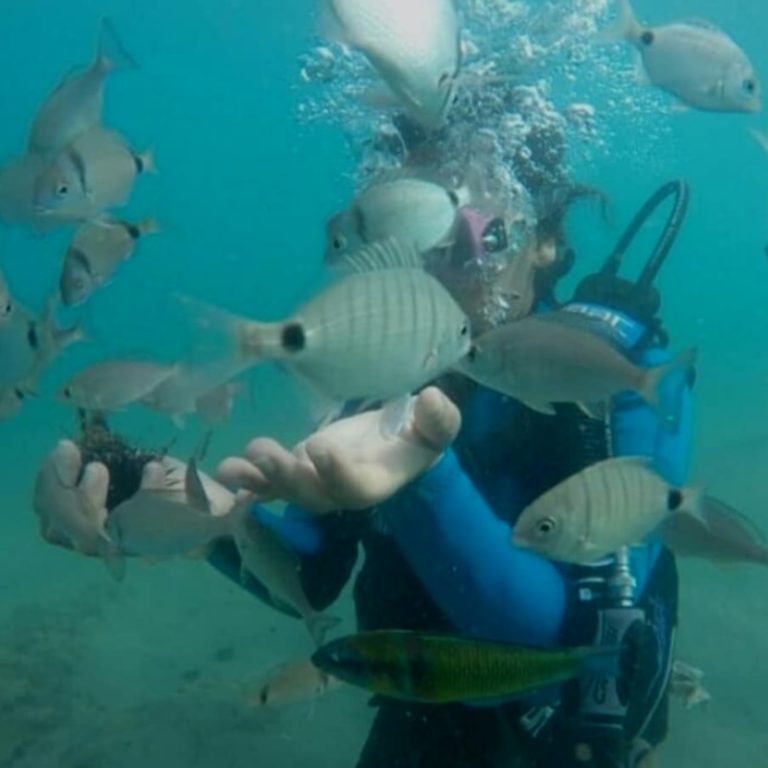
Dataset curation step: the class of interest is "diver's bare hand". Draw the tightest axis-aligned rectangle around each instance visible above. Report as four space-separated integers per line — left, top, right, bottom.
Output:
216 386 461 513
34 440 110 556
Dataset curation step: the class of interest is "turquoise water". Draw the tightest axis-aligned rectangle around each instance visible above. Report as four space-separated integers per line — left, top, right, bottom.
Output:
1 0 767 765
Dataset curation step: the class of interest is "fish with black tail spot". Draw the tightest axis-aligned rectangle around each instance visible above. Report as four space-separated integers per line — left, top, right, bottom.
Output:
513 456 704 564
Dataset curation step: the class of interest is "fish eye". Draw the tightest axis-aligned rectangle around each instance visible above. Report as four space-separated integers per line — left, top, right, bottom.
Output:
2 301 11 315
63 386 72 399
57 184 69 197
459 322 469 337
743 78 756 95
536 517 557 536
332 234 346 251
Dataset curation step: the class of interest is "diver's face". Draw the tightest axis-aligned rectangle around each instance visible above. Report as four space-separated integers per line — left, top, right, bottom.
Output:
493 237 556 322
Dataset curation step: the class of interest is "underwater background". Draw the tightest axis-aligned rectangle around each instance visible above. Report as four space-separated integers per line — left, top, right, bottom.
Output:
0 0 766 765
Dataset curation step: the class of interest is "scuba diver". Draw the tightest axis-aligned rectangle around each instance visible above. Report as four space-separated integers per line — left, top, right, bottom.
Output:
213 179 693 768
35 176 694 768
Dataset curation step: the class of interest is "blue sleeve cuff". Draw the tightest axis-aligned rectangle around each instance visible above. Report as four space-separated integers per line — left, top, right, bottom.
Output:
248 503 323 555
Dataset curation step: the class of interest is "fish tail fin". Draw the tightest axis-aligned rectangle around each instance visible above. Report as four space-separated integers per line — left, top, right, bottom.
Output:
102 547 127 582
596 0 641 44
578 645 621 678
174 293 272 365
137 217 160 237
749 128 768 155
702 495 768 554
640 347 697 429
673 487 707 529
97 17 138 73
307 613 341 646
136 148 158 175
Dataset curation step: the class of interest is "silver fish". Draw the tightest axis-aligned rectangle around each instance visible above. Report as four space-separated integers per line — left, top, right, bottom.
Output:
33 126 155 219
0 386 25 420
59 360 177 411
322 0 461 128
0 267 15 323
0 291 82 388
28 19 136 155
33 439 125 580
106 460 237 558
607 0 761 113
0 154 71 232
456 314 696 423
59 217 158 306
513 457 701 564
188 239 471 403
660 495 768 567
234 510 340 645
140 358 246 426
326 179 470 265
249 657 343 709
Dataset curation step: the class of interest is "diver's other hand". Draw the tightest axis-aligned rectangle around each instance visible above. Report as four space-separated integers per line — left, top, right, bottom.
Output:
33 441 123 565
216 387 461 513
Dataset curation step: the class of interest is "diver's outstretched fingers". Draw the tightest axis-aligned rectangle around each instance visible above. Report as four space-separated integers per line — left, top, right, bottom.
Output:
412 387 461 452
216 456 269 494
305 439 379 510
249 439 336 513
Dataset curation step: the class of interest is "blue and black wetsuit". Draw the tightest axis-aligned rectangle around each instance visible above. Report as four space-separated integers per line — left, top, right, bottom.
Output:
209 306 693 768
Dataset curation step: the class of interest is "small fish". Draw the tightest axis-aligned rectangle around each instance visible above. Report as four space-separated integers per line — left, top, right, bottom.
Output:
140 358 246 427
513 457 703 564
0 290 81 388
28 19 137 155
321 0 461 128
0 154 73 233
0 268 15 323
106 460 237 558
325 178 470 264
456 314 696 424
312 630 617 703
59 360 177 411
248 657 343 709
33 126 155 219
605 0 761 113
33 439 125 580
185 238 471 404
660 495 768 567
59 217 158 306
234 511 340 645
0 386 25 420
670 660 711 711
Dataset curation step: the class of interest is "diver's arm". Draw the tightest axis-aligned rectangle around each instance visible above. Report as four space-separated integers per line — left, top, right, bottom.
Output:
385 448 567 648
207 504 362 612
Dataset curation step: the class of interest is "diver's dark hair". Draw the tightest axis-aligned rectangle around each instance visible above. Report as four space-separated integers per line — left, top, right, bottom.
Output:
533 183 610 305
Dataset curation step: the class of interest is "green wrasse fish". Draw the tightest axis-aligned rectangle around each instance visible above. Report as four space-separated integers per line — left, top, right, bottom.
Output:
311 630 616 703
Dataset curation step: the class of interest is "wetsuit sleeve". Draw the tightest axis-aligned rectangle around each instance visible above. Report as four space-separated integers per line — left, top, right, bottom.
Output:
207 504 362 613
384 449 567 648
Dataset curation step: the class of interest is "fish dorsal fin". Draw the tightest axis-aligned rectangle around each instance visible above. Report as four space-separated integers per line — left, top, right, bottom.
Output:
185 458 211 513
342 238 423 273
676 17 723 33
